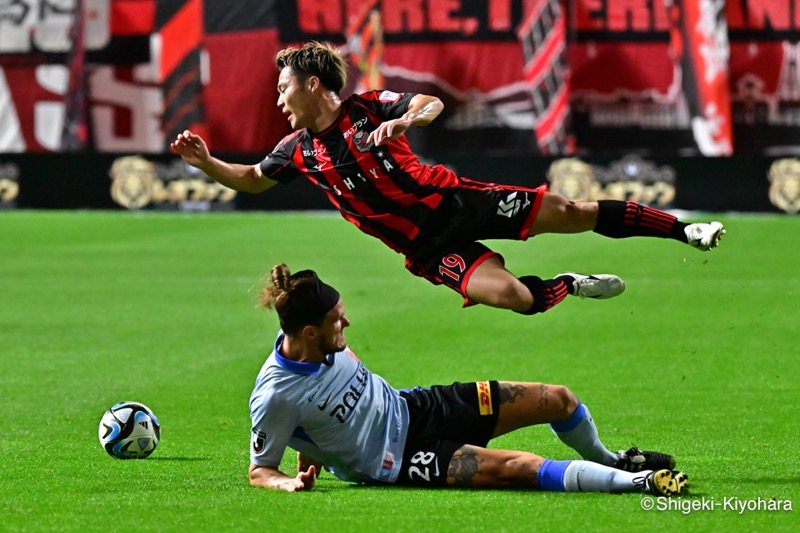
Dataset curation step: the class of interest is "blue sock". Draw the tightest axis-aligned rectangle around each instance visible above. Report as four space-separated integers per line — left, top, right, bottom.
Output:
535 459 572 491
549 401 618 466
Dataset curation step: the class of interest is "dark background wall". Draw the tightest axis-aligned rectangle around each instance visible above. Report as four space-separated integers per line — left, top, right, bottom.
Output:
1 152 794 214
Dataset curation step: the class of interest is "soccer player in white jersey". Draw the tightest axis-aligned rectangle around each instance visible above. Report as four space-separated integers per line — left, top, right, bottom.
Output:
248 264 688 495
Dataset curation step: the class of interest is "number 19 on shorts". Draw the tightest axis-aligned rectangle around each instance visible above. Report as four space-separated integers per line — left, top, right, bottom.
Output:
438 254 466 282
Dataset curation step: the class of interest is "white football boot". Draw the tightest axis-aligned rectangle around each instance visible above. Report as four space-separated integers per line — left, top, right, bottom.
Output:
558 273 625 299
685 221 725 251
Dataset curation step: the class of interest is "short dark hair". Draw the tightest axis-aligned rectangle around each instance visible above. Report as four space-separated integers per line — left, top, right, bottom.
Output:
276 41 348 93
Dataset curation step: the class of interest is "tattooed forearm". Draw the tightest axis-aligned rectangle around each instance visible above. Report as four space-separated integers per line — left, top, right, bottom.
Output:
499 383 526 405
448 450 484 486
538 383 549 410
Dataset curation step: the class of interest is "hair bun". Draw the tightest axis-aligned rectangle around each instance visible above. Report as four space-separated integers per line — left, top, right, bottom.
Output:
271 263 291 292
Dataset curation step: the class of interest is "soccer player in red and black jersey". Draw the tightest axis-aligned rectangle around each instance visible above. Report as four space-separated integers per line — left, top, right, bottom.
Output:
170 41 725 316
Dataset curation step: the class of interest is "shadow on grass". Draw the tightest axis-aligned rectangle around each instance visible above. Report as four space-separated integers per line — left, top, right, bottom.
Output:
343 483 540 493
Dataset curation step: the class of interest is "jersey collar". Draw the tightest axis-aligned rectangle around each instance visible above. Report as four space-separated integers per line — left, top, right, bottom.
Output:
273 331 323 375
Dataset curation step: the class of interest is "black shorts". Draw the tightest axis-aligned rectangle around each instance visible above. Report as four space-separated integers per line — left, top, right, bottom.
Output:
395 381 500 487
405 179 546 305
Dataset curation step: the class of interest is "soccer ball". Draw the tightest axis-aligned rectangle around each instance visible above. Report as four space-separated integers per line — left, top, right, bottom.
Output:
98 401 161 459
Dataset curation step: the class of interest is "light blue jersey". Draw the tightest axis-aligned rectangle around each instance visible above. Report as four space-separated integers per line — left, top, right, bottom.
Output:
249 332 409 483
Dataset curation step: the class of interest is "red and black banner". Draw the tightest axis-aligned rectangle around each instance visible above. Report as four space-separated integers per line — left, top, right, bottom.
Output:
728 0 800 154
666 0 733 155
0 0 156 151
2 1 800 156
274 0 523 43
518 0 573 155
61 0 91 151
567 0 693 153
0 0 153 66
345 0 384 93
156 0 205 150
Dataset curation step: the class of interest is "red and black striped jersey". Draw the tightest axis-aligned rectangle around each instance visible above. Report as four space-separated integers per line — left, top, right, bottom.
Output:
258 90 460 255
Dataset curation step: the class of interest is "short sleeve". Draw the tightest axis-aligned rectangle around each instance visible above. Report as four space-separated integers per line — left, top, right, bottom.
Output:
250 394 298 467
258 133 303 184
352 90 416 121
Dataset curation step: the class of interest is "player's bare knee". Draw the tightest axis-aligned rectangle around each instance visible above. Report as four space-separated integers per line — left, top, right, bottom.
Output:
492 279 533 310
550 385 579 421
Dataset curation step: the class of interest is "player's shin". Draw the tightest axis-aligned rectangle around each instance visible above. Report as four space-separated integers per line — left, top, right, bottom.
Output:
514 275 571 315
549 402 618 466
594 200 688 241
536 459 649 493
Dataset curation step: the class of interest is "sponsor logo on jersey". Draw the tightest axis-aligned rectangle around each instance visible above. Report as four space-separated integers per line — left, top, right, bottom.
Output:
306 385 320 403
251 429 266 453
302 147 327 157
476 381 493 415
496 191 527 218
343 118 368 139
327 363 368 423
379 452 395 480
378 90 401 103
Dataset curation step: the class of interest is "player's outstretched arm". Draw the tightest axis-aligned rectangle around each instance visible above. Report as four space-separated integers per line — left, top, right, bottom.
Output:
249 462 317 492
368 94 443 146
170 130 277 194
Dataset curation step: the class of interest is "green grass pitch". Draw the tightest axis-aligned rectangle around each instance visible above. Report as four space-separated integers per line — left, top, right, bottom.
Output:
1 210 797 532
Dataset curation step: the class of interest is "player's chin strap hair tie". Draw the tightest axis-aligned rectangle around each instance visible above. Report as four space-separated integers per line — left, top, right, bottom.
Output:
278 270 340 332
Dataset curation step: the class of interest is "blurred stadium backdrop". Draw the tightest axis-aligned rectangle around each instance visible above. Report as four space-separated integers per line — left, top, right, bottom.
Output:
1 1 798 212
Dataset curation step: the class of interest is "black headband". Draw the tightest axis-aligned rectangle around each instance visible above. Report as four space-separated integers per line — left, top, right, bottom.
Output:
278 270 340 331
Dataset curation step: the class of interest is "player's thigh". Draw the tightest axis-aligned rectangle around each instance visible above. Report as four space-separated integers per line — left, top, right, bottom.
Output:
407 242 510 306
449 180 544 242
447 444 544 488
401 381 499 449
464 255 532 310
528 192 597 235
492 381 578 438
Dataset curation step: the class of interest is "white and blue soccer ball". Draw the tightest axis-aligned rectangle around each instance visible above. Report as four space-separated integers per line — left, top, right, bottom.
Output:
98 401 161 459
